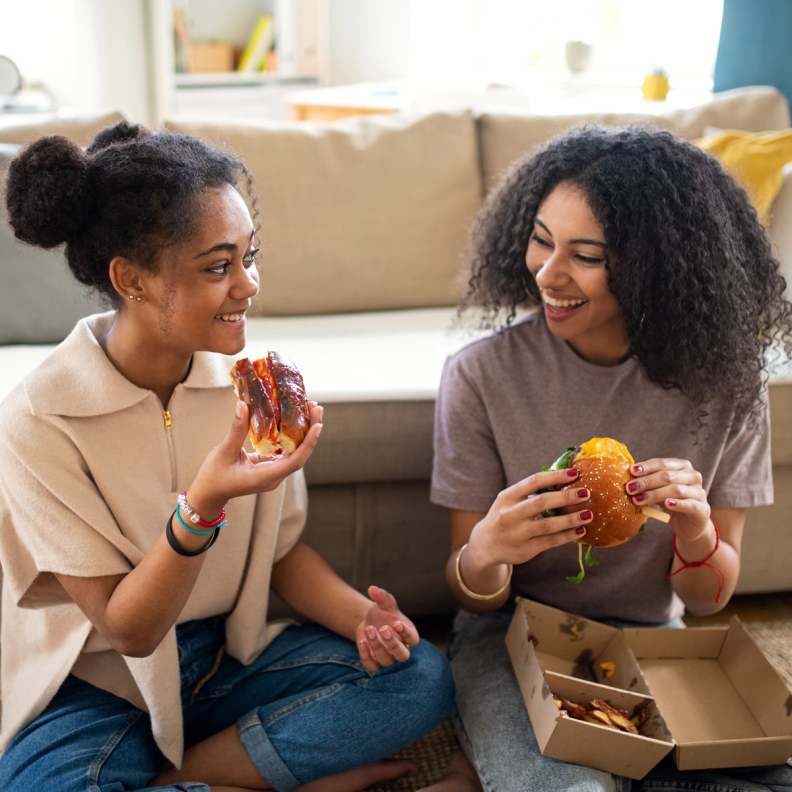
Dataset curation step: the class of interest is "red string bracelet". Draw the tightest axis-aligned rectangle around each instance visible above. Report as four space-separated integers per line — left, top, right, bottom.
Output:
666 521 725 603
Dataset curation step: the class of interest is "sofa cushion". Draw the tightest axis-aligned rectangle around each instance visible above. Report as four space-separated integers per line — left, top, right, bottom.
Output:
0 109 130 147
477 112 683 193
696 129 792 226
477 86 791 194
0 146 106 344
664 86 791 141
164 112 483 316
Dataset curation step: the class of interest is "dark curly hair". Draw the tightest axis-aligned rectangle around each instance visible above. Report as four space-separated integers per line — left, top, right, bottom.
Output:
4 121 256 304
462 124 792 426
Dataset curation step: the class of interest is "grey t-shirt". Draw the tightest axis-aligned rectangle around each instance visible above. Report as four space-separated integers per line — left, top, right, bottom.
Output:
431 313 773 623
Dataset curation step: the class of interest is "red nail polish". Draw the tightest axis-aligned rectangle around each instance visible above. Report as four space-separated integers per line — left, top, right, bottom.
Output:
575 526 587 535
667 499 677 507
632 465 642 474
634 493 647 503
565 469 579 477
576 489 588 498
627 481 640 493
580 510 593 520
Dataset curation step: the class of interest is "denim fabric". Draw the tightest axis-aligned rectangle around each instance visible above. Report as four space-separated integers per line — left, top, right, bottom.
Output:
0 616 455 792
449 602 792 792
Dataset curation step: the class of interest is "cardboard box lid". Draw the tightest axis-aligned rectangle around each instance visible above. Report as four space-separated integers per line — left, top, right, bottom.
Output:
624 617 792 770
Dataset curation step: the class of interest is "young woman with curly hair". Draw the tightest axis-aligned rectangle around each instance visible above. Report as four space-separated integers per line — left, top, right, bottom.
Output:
430 126 792 792
0 123 454 792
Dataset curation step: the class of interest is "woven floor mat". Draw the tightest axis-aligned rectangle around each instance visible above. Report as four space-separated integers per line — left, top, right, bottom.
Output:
744 619 792 691
364 619 792 792
364 718 460 792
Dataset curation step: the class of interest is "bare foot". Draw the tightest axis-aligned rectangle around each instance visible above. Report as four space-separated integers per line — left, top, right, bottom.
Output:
299 759 419 792
417 749 482 792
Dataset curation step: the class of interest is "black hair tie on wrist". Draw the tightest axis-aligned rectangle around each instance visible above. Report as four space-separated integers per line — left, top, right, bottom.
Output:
166 509 221 557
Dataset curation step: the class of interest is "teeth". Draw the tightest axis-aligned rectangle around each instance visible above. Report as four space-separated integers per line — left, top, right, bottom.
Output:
216 313 244 321
544 295 586 308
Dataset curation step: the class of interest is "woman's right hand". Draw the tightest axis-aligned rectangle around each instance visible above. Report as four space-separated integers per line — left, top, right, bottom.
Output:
467 468 593 570
188 400 323 518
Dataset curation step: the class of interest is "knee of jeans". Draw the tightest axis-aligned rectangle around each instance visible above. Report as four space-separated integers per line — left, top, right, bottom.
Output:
402 641 456 727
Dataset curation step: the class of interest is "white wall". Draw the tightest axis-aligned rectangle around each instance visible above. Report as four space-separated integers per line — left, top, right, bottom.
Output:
325 0 410 86
0 0 153 123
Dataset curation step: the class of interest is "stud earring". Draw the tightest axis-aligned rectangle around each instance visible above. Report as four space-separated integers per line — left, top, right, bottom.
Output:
136 297 142 302
128 295 134 299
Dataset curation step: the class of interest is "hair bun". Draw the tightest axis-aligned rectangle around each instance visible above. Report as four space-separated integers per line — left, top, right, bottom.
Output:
88 121 151 153
5 135 93 249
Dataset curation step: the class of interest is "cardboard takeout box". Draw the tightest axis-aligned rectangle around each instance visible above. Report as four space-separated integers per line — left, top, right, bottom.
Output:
506 598 792 779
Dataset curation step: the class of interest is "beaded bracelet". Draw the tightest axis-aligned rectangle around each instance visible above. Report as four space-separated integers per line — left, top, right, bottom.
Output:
666 521 725 603
178 491 226 527
166 510 221 557
175 506 226 536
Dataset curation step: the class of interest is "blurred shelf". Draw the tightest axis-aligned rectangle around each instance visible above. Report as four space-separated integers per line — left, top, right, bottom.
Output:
174 71 318 88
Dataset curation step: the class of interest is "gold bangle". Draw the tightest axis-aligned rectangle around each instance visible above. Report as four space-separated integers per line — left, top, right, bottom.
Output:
455 543 513 601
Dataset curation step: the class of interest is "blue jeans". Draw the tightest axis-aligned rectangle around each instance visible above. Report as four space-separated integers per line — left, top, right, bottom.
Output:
0 616 455 792
449 602 792 792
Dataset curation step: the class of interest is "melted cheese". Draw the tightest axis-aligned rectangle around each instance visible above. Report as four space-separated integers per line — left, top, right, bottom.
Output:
576 437 634 466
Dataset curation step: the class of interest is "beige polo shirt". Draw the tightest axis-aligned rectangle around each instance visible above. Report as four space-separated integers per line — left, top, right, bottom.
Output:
0 312 307 767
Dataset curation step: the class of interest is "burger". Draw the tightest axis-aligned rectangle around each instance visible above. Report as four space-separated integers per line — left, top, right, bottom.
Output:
229 352 310 456
543 438 652 583
562 438 648 548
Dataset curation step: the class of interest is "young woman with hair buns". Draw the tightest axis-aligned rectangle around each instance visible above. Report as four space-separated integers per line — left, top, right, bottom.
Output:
429 126 792 792
0 123 454 792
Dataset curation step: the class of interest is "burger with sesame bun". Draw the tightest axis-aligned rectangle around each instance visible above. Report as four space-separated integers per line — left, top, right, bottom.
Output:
542 438 650 583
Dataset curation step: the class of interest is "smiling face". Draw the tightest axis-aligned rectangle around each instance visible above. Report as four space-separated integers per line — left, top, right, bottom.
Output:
526 181 628 366
139 183 260 357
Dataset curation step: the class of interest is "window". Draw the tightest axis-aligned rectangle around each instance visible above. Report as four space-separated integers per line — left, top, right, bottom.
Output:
407 0 724 92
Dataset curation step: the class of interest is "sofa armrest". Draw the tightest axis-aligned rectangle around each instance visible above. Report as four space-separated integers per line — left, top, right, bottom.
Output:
769 162 792 299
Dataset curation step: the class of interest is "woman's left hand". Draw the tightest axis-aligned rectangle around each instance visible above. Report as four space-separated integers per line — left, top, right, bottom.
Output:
626 458 711 542
355 586 419 673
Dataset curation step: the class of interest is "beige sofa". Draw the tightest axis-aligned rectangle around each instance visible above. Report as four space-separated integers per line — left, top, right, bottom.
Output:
1 88 791 618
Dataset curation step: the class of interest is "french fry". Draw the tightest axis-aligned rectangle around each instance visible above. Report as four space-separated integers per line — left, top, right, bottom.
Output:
558 698 589 721
587 710 619 729
553 693 649 735
591 699 630 719
631 708 650 729
591 699 639 734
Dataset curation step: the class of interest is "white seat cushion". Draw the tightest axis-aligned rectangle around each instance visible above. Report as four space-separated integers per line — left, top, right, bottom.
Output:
2 309 789 484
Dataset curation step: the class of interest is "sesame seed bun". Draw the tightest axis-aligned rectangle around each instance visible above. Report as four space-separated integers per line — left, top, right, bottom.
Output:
563 454 647 548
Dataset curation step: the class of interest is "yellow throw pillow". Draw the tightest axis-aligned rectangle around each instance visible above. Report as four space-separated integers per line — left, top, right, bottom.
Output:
696 129 792 226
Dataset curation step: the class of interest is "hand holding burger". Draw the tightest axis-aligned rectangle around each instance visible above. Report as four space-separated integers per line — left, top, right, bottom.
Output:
544 438 710 583
181 354 322 523
625 456 712 544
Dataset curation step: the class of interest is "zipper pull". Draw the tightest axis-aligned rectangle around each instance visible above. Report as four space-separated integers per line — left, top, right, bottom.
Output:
163 410 172 430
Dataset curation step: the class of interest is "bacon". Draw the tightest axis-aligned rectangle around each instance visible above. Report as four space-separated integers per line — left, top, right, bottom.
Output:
230 357 276 445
